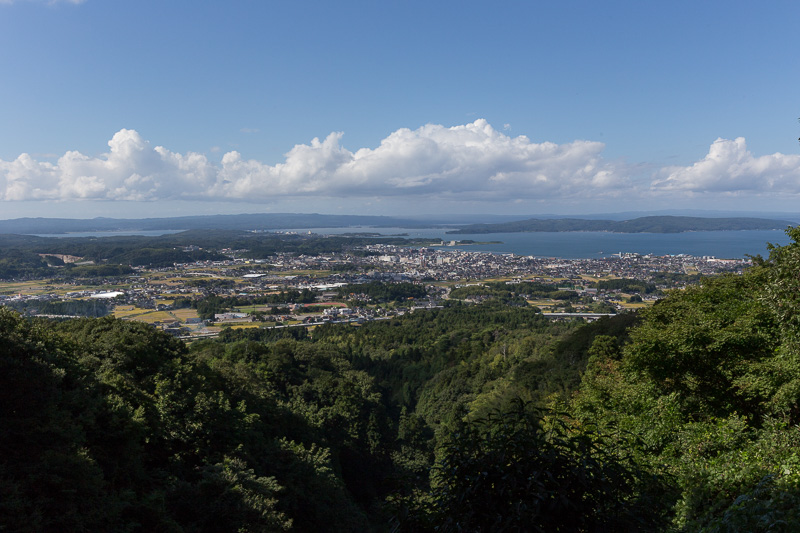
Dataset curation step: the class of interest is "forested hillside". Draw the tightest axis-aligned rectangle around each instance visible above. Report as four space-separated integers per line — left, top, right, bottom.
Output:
3 228 800 531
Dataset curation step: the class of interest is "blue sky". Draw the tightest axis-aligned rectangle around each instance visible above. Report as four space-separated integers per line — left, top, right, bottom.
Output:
1 0 798 219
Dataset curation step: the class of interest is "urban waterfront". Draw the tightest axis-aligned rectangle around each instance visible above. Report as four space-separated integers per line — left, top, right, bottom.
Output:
24 226 793 259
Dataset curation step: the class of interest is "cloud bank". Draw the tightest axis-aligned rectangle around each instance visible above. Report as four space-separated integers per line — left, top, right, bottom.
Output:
2 121 798 205
653 137 800 194
0 120 629 203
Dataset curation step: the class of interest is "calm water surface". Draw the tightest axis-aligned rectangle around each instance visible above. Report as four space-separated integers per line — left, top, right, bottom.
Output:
27 226 791 259
290 227 791 259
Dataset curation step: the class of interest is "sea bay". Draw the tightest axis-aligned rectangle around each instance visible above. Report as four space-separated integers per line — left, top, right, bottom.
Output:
294 227 792 259
24 225 793 259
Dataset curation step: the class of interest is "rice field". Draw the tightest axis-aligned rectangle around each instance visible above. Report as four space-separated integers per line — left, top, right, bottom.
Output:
618 302 648 310
114 305 201 325
131 311 176 324
171 308 200 320
113 306 144 318
0 281 45 295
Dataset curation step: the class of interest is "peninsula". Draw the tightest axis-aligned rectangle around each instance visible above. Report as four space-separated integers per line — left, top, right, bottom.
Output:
446 215 792 234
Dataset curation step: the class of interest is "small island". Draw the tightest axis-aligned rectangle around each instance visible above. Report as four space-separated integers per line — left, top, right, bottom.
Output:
436 239 504 246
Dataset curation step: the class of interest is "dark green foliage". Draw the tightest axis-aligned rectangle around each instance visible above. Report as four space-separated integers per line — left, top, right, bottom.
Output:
217 325 309 343
0 312 110 531
598 278 658 294
313 303 580 421
12 226 800 531
649 271 703 285
448 280 576 304
193 289 319 319
700 474 800 533
512 313 638 401
570 228 800 530
112 246 216 267
398 403 669 532
0 246 135 279
549 289 580 300
171 296 193 308
447 284 527 305
60 263 134 278
0 249 49 278
0 310 382 531
552 313 638 365
186 277 236 289
337 281 428 302
624 274 777 421
37 298 112 317
195 295 228 319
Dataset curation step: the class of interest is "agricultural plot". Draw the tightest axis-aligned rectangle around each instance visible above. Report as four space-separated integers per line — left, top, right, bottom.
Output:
170 308 201 321
0 281 47 296
618 301 648 310
113 306 144 318
127 310 175 324
226 324 261 330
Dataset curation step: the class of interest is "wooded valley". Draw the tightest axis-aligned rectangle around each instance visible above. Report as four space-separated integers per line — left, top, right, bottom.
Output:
3 229 800 531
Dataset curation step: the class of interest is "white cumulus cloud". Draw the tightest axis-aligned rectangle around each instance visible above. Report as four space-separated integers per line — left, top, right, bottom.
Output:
0 129 215 201
653 137 800 194
0 120 631 203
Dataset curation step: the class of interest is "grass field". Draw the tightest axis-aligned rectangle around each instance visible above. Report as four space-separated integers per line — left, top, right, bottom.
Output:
235 305 272 313
618 302 649 310
171 308 200 320
113 306 144 318
270 269 332 277
0 281 44 295
114 307 178 324
115 305 201 323
130 311 174 324
0 278 139 297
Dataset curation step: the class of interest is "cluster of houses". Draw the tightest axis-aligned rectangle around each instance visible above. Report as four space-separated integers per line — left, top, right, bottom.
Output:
1 242 752 335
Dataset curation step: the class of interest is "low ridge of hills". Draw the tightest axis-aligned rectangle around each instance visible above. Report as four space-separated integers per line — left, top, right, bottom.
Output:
0 213 793 235
0 213 432 234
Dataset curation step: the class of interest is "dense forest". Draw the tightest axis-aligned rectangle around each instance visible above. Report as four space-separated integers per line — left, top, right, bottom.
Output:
4 298 112 318
4 228 800 531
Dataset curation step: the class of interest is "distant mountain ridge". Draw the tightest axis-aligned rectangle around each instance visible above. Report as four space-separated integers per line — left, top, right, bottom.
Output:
0 213 794 235
0 213 438 234
446 216 793 234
